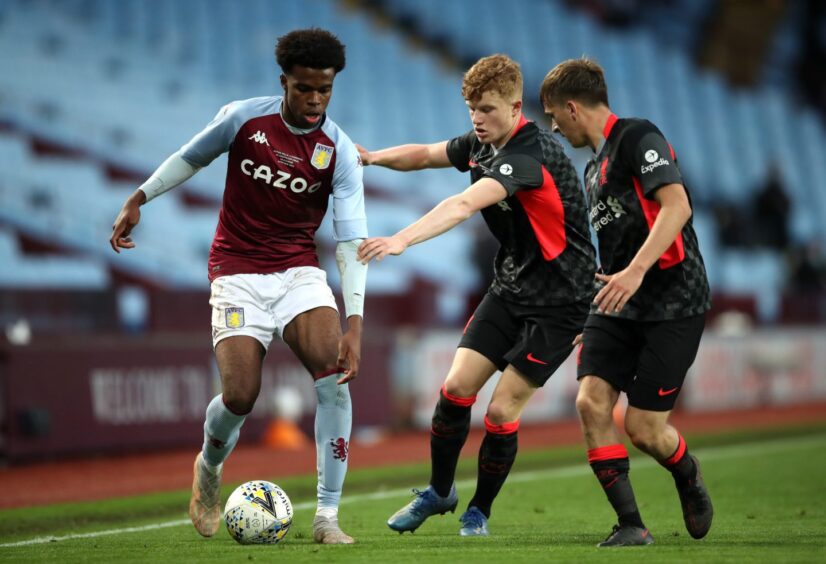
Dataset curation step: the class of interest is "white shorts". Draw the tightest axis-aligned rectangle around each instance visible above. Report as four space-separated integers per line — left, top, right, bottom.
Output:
210 267 338 350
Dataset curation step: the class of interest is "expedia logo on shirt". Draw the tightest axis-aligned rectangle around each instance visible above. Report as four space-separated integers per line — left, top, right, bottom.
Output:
641 149 670 174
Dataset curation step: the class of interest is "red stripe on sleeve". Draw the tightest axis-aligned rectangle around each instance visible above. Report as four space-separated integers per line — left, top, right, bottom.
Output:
587 444 629 463
631 176 685 269
441 385 476 407
484 414 520 434
463 314 475 335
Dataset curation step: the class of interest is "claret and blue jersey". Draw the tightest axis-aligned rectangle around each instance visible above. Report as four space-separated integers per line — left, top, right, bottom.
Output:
179 96 367 281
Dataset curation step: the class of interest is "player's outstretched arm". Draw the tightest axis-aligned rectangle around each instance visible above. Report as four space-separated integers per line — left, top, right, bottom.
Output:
358 177 507 263
356 141 451 171
593 183 691 313
108 152 201 253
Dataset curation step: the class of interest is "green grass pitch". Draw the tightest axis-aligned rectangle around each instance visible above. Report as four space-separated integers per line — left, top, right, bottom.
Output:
1 426 824 563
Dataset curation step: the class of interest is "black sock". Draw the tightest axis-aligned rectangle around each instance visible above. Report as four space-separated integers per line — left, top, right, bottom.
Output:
589 445 645 529
429 387 474 497
468 419 519 518
661 434 697 485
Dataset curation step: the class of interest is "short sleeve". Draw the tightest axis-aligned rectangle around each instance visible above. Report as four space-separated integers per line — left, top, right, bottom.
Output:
332 138 368 241
483 153 544 196
446 130 477 172
630 127 683 198
179 102 246 167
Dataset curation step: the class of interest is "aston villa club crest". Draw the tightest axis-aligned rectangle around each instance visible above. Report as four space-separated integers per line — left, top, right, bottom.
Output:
225 307 245 328
310 143 334 170
330 437 348 461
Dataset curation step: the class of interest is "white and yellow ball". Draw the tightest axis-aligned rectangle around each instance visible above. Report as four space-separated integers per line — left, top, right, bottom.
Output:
224 480 293 544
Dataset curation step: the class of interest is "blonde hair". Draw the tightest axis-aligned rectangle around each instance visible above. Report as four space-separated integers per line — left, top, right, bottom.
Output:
462 54 523 103
540 58 609 107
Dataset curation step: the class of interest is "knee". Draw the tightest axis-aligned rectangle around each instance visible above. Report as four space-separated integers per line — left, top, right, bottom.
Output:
222 387 258 415
443 379 477 400
575 390 610 422
485 401 515 426
625 419 656 451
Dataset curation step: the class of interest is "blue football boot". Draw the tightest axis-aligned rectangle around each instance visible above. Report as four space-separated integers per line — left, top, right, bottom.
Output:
458 506 489 537
387 484 458 533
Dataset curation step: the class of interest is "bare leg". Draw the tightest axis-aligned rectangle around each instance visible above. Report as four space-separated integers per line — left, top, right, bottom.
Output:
575 375 621 450
576 375 648 542
623 406 678 459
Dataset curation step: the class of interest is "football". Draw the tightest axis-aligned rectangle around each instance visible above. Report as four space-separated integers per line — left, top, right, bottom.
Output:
224 480 293 544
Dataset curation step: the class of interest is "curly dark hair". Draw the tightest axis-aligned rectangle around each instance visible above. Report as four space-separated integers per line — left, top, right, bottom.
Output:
275 28 346 74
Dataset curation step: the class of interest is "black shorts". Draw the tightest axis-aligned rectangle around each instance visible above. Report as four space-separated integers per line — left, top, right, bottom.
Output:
458 292 588 387
576 313 706 411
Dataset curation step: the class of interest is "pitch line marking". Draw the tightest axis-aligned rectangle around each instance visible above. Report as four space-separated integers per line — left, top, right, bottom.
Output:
1 433 822 548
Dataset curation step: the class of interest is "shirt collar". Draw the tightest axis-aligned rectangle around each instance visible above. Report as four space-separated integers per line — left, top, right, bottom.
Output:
595 112 618 155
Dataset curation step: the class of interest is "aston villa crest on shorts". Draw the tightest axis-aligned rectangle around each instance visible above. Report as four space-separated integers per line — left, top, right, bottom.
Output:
225 307 245 328
310 143 334 170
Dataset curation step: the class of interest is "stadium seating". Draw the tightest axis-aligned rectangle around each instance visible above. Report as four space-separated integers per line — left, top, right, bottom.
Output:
0 226 110 289
381 0 826 246
1 0 824 322
0 0 478 297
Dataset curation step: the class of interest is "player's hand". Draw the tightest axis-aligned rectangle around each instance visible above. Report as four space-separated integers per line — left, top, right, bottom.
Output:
357 236 406 264
592 265 645 314
355 144 372 166
109 192 145 253
572 333 583 346
336 328 361 384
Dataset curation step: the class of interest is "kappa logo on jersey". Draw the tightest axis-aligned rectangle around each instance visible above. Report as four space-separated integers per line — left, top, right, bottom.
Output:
225 307 245 328
330 437 348 461
640 148 670 174
499 163 513 176
248 130 270 146
310 143 334 170
240 159 323 193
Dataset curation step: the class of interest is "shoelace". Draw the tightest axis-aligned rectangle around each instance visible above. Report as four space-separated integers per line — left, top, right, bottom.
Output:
198 467 221 506
407 488 431 512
